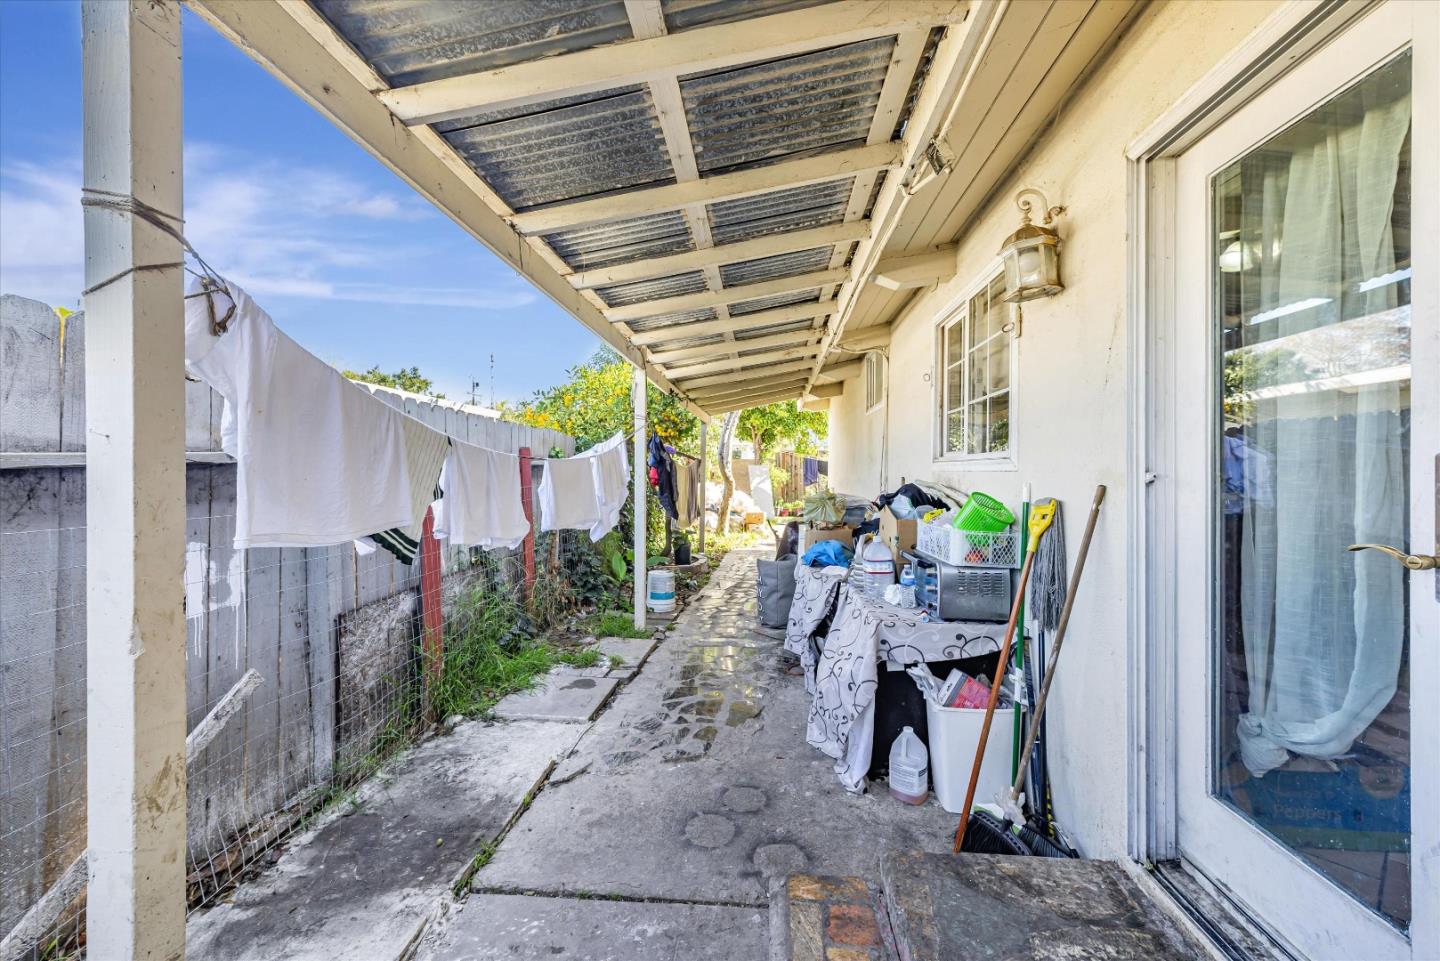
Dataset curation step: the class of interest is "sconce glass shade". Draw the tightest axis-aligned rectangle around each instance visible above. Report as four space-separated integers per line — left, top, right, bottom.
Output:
999 221 1062 303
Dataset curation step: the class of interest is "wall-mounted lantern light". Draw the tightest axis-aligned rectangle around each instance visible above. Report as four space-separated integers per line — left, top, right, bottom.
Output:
999 188 1065 303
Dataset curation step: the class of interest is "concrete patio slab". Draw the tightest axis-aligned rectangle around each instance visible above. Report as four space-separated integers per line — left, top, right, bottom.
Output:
474 551 957 906
594 634 659 677
185 718 576 961
491 669 621 722
417 893 767 961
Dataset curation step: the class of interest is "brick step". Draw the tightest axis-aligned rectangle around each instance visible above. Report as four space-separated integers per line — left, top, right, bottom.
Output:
772 873 898 961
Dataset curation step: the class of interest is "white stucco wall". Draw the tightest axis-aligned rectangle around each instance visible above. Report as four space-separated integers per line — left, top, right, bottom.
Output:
828 0 1282 858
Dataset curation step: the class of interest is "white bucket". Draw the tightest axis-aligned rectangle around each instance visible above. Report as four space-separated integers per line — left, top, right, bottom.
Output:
646 569 677 613
925 700 1016 814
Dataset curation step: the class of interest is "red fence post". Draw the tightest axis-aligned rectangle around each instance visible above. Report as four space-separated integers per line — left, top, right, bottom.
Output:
419 506 444 718
519 447 536 594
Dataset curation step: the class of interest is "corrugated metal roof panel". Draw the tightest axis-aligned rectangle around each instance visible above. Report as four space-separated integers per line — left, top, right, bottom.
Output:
541 211 693 271
312 0 634 87
708 178 854 245
655 333 728 351
626 308 716 334
437 87 673 210
729 287 821 316
681 37 893 174
595 271 708 308
719 246 833 287
660 0 828 32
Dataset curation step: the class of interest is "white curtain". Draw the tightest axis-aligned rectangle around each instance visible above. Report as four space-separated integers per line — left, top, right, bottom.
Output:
1235 83 1410 777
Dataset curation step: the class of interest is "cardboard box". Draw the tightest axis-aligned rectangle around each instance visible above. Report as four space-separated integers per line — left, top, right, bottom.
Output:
800 524 854 553
878 507 917 564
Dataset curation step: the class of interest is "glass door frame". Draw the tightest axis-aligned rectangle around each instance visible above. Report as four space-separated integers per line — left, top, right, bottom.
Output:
1123 2 1438 958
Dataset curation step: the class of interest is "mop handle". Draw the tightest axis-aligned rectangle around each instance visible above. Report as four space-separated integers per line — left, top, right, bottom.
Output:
1008 485 1106 801
953 552 1038 852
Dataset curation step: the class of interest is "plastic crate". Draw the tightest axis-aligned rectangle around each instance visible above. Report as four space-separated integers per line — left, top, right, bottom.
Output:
916 522 1021 568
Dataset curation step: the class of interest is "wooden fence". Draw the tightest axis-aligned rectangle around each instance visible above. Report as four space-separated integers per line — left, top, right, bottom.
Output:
0 293 575 938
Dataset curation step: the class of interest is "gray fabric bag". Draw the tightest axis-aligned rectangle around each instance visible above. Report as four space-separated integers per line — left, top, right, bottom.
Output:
756 554 798 628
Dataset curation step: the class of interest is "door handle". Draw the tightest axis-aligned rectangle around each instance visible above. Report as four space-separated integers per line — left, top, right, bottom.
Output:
1347 543 1439 571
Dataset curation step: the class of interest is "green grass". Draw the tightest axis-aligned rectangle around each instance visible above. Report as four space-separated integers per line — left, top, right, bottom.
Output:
584 611 652 639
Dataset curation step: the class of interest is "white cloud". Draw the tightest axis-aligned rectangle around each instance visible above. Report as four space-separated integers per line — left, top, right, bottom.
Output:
0 143 538 314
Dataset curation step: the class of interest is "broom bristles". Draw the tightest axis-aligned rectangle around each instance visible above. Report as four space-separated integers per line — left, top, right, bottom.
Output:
1028 496 1067 631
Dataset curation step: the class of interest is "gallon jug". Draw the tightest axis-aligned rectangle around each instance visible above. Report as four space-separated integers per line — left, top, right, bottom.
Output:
888 726 929 805
646 569 676 613
859 534 896 600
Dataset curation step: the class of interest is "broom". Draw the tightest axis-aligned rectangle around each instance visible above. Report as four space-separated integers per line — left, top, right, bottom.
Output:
952 500 1054 853
960 486 1106 855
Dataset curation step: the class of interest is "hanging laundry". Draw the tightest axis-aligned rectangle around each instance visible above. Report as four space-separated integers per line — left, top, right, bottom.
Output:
647 434 678 521
184 279 412 548
433 442 529 550
802 456 820 488
587 433 629 541
365 416 450 564
673 458 702 528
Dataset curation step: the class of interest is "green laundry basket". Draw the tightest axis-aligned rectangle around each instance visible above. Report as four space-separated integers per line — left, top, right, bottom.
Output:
953 492 1015 546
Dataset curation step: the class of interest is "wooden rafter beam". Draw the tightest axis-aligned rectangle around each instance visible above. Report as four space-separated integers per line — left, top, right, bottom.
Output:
872 243 958 290
568 221 871 289
707 387 824 413
606 269 848 322
662 343 821 379
647 329 819 366
377 1 970 126
837 326 892 352
674 359 817 389
815 359 864 382
512 143 902 235
691 378 810 402
629 301 834 345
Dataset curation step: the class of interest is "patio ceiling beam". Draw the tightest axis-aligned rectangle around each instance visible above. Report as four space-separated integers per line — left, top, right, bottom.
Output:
605 269 848 323
692 377 843 404
674 359 817 389
815 359 864 382
706 385 840 413
804 1 998 396
872 243 959 290
377 1 971 126
567 221 872 290
511 143 903 235
629 302 834 345
662 343 821 379
647 329 819 366
187 0 710 420
837 326 893 352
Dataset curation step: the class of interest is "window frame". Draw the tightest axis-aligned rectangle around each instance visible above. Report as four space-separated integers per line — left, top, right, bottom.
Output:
933 261 1018 468
863 350 886 414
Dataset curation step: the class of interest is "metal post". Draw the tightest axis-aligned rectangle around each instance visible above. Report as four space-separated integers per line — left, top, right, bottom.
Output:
81 1 187 957
633 367 647 631
697 420 707 557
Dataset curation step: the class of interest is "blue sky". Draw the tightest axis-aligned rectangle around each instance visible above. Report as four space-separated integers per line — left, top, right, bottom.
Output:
0 1 600 404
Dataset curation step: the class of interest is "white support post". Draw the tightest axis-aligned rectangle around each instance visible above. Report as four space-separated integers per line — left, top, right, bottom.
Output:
697 420 708 558
633 366 648 631
81 2 188 959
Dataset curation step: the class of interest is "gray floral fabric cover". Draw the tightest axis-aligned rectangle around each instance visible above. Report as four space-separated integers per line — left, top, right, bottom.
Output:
804 583 1005 792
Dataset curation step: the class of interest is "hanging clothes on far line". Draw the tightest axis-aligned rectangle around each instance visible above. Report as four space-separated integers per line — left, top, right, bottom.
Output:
539 433 629 541
673 458 701 528
648 434 678 521
802 456 820 488
184 278 413 549
365 415 451 564
433 442 529 551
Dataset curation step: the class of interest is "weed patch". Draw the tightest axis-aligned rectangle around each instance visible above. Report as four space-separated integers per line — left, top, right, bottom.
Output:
584 611 652 639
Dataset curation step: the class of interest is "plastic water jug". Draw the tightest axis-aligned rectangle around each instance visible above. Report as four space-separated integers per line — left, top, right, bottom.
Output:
646 569 676 613
888 726 929 805
859 534 896 600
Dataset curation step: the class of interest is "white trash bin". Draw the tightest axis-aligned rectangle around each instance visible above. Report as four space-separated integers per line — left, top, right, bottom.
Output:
925 700 1016 814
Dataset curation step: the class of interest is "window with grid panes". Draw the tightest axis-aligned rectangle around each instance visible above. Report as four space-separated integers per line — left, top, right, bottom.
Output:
938 273 1012 457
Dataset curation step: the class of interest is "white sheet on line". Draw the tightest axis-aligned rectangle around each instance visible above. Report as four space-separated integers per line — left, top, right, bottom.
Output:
587 433 629 541
538 433 628 540
184 279 412 548
433 442 530 550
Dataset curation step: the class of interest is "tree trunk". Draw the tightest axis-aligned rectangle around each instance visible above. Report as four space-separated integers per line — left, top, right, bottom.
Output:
717 411 739 534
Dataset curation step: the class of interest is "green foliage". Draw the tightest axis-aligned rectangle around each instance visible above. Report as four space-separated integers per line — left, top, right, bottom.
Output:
431 582 552 719
737 400 827 462
343 364 445 398
556 647 602 668
585 611 652 639
508 346 696 450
